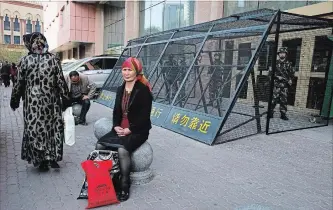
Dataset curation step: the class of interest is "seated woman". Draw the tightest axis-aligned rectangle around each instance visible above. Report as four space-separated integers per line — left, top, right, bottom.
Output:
96 57 153 202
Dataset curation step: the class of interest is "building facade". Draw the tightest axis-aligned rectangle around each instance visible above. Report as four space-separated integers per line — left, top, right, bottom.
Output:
0 1 44 45
43 1 104 60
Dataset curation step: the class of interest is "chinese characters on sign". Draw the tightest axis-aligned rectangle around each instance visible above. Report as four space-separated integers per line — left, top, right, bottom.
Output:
149 102 172 126
99 92 113 101
171 113 212 134
151 106 163 118
96 90 116 108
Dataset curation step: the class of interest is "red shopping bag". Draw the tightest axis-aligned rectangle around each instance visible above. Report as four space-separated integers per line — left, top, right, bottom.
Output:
81 160 119 209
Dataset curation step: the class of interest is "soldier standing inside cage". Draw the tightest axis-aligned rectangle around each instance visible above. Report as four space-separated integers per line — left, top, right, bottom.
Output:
177 56 188 106
269 47 295 120
208 53 224 105
162 54 178 102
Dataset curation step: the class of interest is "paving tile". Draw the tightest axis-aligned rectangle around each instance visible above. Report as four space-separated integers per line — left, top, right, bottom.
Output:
0 85 332 209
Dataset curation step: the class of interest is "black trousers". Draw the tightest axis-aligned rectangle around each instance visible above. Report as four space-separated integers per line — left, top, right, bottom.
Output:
72 97 90 121
1 75 10 87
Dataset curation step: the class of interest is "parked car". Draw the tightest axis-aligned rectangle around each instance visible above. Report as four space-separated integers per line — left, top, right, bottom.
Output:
61 59 76 69
62 56 118 90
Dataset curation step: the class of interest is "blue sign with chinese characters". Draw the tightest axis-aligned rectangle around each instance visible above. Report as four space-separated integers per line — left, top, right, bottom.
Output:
163 107 223 145
150 102 172 126
95 90 116 108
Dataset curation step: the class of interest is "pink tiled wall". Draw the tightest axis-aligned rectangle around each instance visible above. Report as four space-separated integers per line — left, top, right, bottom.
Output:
69 2 95 43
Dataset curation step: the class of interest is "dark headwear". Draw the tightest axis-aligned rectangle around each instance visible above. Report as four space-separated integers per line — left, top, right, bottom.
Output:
278 47 288 54
23 32 49 54
122 57 152 92
69 71 79 78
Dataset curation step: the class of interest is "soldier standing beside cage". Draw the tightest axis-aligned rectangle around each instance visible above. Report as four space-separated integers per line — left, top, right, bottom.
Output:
208 53 224 105
268 47 295 120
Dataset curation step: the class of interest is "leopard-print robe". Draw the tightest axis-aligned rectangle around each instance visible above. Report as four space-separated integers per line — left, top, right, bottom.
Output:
10 32 70 165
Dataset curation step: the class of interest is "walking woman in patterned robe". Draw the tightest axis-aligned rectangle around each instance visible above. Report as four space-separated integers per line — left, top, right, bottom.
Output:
10 32 70 171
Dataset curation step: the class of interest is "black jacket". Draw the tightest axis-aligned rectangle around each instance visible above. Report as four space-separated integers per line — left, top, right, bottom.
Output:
113 81 153 134
1 64 10 75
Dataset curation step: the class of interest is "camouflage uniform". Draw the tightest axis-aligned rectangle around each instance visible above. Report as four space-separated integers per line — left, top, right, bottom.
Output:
177 57 188 105
162 56 178 101
208 53 224 104
269 47 294 120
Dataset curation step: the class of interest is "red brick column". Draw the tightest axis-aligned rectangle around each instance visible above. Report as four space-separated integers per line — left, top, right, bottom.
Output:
22 19 26 35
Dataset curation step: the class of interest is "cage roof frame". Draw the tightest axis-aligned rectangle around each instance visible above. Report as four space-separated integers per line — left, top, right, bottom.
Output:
126 8 332 50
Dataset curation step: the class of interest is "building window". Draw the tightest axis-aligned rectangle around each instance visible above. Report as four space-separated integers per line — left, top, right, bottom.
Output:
223 1 313 17
73 48 77 58
282 38 302 72
104 5 125 52
4 14 10 31
35 19 41 32
238 0 245 7
237 43 252 70
235 43 252 99
311 36 332 73
4 35 11 44
139 0 195 36
306 77 326 110
14 36 20 44
14 16 20 32
236 73 248 99
258 41 274 72
26 19 32 34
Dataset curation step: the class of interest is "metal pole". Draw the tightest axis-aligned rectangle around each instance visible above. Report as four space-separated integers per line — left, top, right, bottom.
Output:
266 11 281 135
135 36 149 58
171 25 214 106
101 43 129 91
125 24 267 50
212 10 279 145
147 31 176 80
250 68 262 133
109 37 149 89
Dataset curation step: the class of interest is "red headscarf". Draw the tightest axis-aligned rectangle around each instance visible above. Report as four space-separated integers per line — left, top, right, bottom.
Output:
121 57 152 92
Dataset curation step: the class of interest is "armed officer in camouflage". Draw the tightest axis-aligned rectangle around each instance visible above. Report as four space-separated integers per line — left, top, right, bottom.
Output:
208 53 224 105
162 54 178 101
269 47 295 120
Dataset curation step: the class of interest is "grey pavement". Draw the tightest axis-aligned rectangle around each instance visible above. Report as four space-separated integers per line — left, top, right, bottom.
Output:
0 84 332 210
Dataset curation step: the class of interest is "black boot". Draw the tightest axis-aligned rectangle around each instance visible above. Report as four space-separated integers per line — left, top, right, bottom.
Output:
280 113 289 120
38 161 49 171
118 178 130 202
78 118 88 126
50 161 60 168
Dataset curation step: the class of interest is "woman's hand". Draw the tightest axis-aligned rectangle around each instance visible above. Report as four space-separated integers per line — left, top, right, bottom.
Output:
114 126 123 135
122 128 132 136
115 127 131 137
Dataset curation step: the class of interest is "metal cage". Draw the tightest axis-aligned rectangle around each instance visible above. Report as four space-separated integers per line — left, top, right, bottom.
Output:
98 9 333 145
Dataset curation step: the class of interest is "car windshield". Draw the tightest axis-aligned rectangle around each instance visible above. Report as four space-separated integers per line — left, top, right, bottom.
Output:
62 58 89 71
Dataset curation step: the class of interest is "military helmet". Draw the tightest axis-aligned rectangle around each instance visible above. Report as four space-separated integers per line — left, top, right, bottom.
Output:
278 47 288 54
214 53 221 58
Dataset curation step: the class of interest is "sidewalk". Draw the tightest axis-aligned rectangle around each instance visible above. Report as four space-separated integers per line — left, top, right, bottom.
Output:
0 85 332 210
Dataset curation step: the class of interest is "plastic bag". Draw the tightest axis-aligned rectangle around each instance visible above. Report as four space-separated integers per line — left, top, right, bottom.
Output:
81 160 119 209
63 107 75 146
77 150 121 200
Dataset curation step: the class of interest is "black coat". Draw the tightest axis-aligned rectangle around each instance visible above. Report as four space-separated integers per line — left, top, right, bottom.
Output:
112 81 153 134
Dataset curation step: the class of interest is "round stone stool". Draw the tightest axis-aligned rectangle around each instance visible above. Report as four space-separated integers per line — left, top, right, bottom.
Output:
130 141 154 185
72 103 82 117
94 118 154 185
94 118 113 139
